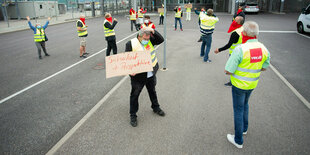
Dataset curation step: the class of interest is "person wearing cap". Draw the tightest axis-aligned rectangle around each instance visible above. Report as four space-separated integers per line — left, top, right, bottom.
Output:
141 15 156 29
214 16 244 86
199 9 219 62
174 6 183 31
76 15 89 58
129 8 139 31
103 13 118 56
125 27 165 127
27 16 51 59
225 21 270 149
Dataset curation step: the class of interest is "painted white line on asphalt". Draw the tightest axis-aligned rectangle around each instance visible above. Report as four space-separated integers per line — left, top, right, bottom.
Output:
296 32 310 39
270 64 310 109
0 32 138 105
259 30 296 33
46 45 162 154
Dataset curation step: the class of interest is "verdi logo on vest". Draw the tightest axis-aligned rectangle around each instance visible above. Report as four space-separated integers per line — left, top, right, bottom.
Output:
250 48 262 63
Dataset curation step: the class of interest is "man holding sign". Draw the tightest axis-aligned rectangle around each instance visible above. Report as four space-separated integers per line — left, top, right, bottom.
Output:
125 27 165 127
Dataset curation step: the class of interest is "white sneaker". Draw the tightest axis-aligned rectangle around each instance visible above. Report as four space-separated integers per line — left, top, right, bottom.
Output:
227 134 243 149
243 131 247 135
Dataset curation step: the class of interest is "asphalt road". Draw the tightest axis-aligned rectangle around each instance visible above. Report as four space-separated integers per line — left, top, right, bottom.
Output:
0 12 309 154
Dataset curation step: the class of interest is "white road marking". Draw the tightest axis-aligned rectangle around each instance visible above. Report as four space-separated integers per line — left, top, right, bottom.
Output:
270 64 310 109
46 45 161 154
0 32 138 105
259 30 296 33
296 32 310 39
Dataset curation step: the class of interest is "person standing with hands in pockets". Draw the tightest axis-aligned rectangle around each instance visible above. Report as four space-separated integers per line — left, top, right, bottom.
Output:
103 13 118 56
27 16 51 59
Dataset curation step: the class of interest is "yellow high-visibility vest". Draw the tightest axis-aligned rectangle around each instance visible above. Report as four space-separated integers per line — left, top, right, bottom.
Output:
131 38 158 67
103 20 115 37
175 11 182 18
76 20 88 37
130 12 137 20
200 15 219 30
141 23 154 29
34 28 45 42
138 10 144 18
186 8 191 12
231 40 269 90
229 26 243 54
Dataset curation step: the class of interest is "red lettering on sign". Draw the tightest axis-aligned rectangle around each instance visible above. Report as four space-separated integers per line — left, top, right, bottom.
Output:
250 48 262 63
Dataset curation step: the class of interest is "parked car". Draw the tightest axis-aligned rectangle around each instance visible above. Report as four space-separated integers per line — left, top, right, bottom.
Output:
297 4 310 33
243 0 259 13
84 3 91 11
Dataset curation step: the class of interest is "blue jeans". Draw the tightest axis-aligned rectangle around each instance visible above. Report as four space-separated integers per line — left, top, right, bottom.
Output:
232 85 253 145
175 18 182 29
201 34 212 61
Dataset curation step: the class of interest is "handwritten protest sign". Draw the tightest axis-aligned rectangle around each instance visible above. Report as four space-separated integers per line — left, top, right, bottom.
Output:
184 4 192 8
105 51 153 78
158 8 164 13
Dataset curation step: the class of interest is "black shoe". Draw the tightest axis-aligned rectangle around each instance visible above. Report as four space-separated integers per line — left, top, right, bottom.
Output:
153 108 165 116
80 55 87 58
83 52 89 55
224 81 232 86
39 56 42 59
130 116 137 127
197 38 202 42
45 53 50 56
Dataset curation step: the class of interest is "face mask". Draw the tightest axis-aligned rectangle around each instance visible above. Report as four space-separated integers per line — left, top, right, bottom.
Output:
141 39 149 45
144 20 149 23
37 26 41 29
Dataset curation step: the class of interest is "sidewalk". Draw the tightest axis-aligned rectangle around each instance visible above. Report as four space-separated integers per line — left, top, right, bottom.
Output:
48 26 310 154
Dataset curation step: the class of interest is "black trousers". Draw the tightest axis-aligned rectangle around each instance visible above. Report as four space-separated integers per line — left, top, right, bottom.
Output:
159 15 164 25
131 20 138 31
106 40 117 56
130 75 160 117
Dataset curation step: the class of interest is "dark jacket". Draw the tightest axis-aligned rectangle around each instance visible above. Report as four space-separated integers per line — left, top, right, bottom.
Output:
104 20 118 41
219 31 240 52
125 30 164 81
233 11 245 21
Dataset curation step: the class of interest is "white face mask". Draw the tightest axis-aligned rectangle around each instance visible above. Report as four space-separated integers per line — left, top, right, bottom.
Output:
144 20 149 23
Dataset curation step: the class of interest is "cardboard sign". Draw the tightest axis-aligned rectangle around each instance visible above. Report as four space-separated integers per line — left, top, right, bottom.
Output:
184 4 192 8
158 8 164 13
105 51 153 78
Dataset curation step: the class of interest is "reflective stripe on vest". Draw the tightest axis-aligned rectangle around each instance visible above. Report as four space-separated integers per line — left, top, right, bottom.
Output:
231 40 269 90
141 23 154 29
200 15 218 30
103 20 115 37
130 13 137 20
138 10 144 18
175 11 181 18
131 38 157 67
229 26 243 54
76 20 88 37
34 28 45 42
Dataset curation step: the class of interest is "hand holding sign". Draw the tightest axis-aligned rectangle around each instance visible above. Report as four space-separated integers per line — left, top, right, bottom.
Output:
105 51 153 78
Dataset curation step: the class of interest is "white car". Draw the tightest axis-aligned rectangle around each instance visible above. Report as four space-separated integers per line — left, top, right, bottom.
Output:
244 2 259 13
297 4 310 33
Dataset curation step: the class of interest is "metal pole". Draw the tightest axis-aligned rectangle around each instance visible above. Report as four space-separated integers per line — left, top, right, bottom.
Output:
32 0 37 22
15 0 20 20
54 0 58 20
3 0 9 27
280 0 284 13
162 0 167 70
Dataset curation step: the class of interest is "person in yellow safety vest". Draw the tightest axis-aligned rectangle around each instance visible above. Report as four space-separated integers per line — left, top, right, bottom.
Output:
174 6 183 31
137 7 147 25
27 16 51 59
125 27 165 127
76 15 89 58
129 8 139 31
141 15 156 29
186 3 191 21
224 21 270 149
214 16 244 86
199 9 219 62
103 13 118 56
159 4 164 25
